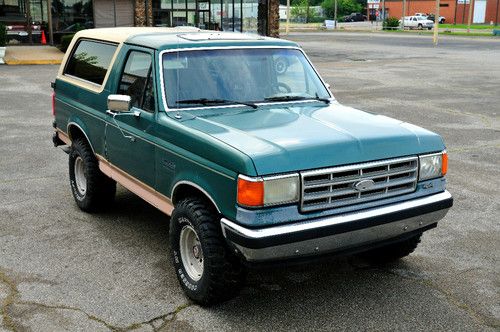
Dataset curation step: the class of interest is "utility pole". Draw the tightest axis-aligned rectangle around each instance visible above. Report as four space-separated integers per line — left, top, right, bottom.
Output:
286 0 290 34
467 0 474 32
334 0 337 29
433 0 440 45
401 0 407 30
382 0 385 21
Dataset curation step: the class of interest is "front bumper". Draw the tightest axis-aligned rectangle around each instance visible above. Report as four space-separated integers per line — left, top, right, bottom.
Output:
221 190 453 262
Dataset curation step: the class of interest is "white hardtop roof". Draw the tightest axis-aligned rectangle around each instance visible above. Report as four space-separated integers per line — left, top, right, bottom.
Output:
72 27 202 44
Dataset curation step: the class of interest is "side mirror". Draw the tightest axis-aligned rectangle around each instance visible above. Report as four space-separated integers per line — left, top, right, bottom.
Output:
107 94 131 113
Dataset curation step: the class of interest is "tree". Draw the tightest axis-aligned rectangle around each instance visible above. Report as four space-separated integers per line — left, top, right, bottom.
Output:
322 0 362 18
281 0 323 5
291 0 318 22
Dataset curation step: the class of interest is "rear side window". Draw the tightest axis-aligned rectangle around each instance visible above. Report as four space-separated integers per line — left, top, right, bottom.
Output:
65 40 117 85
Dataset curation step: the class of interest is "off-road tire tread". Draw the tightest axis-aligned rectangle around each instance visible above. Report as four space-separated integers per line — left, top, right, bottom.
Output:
171 198 246 305
359 233 422 264
69 138 116 212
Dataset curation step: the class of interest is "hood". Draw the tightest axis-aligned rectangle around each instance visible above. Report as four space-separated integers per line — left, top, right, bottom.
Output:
180 102 445 175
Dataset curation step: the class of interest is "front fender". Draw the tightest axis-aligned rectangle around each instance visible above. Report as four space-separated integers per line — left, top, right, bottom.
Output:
169 169 237 220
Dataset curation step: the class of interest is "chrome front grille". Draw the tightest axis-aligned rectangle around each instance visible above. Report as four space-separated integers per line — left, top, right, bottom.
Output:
300 156 418 212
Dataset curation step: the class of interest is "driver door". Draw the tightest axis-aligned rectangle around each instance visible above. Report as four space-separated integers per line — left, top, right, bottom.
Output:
105 49 157 187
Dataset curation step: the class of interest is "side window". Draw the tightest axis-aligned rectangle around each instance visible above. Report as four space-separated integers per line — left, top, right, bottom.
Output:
118 51 155 113
65 40 117 85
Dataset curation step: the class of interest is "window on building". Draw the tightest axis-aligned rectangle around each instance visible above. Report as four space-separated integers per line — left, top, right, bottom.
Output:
64 40 117 85
242 0 258 33
118 51 155 112
221 0 234 31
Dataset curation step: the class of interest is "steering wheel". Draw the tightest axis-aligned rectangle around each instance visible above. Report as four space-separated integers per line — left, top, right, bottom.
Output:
276 82 291 94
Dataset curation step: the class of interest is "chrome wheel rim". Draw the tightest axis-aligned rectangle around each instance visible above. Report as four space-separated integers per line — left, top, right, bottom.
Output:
179 224 204 281
74 156 87 196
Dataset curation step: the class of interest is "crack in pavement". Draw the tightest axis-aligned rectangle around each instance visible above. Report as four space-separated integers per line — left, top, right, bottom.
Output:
0 270 19 332
1 267 193 332
381 267 500 329
13 301 193 332
150 303 192 332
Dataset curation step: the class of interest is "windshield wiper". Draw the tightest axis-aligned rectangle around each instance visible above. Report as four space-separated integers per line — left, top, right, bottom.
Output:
264 95 307 102
264 94 330 104
175 98 258 109
314 93 331 104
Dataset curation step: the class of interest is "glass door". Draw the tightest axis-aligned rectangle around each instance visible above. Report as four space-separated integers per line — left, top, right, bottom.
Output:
197 11 210 29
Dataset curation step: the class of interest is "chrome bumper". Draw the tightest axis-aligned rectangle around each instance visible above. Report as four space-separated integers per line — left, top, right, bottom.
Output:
221 191 453 262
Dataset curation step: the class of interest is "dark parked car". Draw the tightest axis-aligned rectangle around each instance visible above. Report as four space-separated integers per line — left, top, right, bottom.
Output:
5 21 42 43
343 13 367 22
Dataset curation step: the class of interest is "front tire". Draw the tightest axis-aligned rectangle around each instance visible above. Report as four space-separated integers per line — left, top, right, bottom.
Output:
69 138 116 212
170 198 246 305
358 233 422 264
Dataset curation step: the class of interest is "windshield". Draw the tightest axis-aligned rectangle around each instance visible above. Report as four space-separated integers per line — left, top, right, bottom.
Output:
162 48 331 109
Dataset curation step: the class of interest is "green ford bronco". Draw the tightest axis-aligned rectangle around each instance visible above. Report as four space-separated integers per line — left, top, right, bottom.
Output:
52 27 453 305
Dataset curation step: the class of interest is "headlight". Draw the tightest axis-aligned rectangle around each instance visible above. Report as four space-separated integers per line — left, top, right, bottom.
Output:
419 151 448 180
237 174 300 207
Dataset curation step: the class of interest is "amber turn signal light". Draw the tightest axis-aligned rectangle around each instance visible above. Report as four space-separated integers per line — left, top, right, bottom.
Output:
442 151 448 176
237 176 264 207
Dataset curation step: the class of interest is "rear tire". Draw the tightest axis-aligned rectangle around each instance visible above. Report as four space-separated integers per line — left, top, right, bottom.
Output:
358 233 422 264
69 138 116 212
170 198 246 305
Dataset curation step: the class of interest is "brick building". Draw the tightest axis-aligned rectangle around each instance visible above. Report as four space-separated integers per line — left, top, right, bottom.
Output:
382 0 500 24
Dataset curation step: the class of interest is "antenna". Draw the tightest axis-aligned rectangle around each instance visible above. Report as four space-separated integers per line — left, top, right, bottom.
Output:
175 33 182 120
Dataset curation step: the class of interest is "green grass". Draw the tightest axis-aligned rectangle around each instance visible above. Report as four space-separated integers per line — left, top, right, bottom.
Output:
440 24 496 30
441 31 497 36
381 30 497 37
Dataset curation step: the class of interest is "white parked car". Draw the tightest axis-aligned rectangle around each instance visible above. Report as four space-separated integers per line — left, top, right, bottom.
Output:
415 13 445 24
400 16 434 30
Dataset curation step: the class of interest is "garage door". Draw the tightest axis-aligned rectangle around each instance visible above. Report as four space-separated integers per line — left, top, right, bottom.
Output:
94 0 134 28
473 0 486 23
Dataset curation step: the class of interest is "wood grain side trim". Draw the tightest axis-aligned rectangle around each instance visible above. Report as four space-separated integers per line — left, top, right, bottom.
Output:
56 129 72 145
96 155 174 216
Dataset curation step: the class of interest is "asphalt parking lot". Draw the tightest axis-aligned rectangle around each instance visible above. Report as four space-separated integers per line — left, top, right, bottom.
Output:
0 32 499 331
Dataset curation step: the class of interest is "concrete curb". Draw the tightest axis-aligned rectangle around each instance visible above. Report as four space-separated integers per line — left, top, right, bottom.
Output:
4 59 62 65
3 46 64 66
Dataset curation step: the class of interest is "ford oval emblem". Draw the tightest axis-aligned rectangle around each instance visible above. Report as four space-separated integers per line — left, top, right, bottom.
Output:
354 179 375 192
